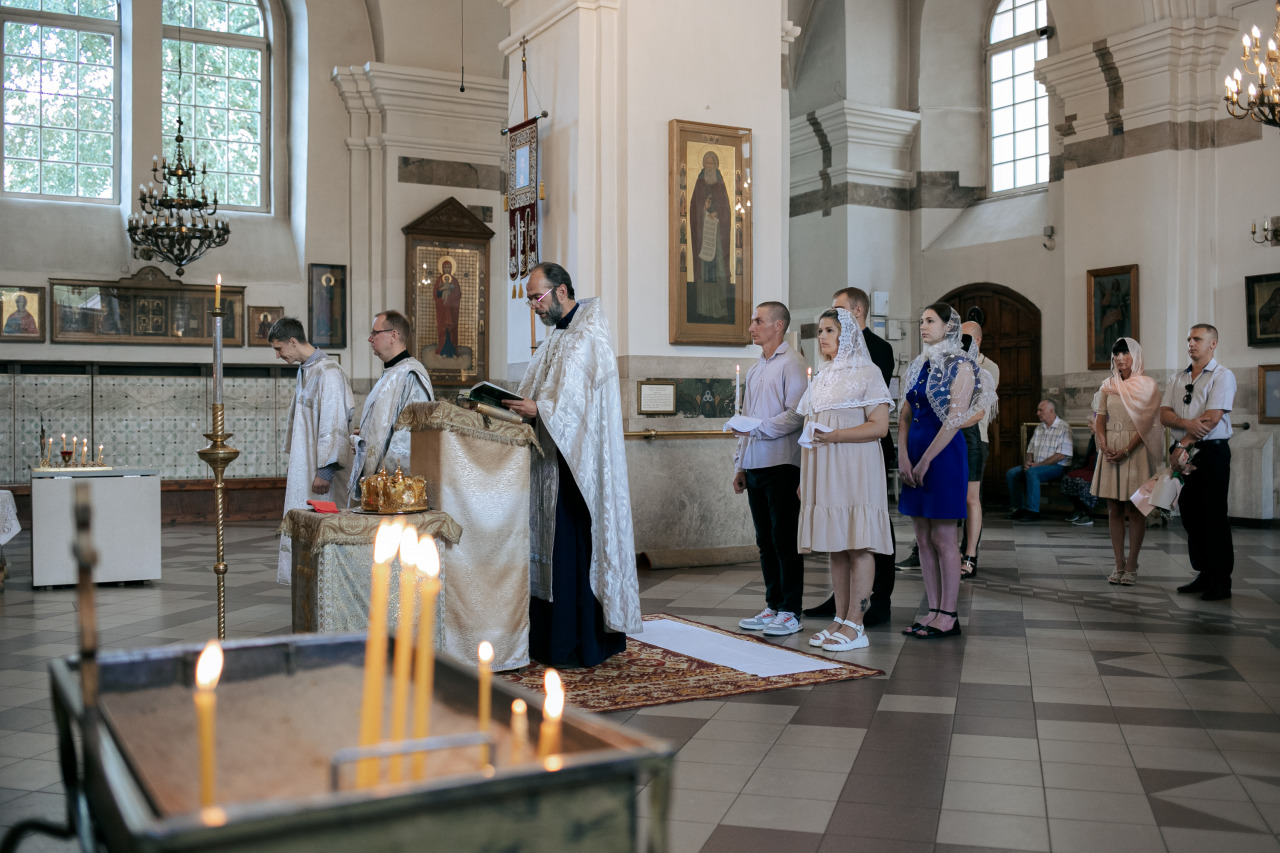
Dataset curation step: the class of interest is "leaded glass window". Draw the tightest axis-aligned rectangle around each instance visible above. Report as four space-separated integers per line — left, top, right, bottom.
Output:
1 0 119 199
161 0 266 209
989 0 1048 193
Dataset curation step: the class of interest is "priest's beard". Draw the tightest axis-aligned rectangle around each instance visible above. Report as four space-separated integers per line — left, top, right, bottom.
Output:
540 290 565 327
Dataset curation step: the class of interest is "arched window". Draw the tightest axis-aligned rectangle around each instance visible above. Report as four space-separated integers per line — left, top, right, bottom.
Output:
162 0 267 209
1 0 120 200
989 0 1048 192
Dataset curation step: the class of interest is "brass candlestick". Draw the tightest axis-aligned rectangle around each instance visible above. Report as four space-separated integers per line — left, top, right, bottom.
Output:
198 305 238 640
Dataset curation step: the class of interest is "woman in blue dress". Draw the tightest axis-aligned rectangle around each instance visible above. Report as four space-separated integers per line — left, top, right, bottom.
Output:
897 303 995 639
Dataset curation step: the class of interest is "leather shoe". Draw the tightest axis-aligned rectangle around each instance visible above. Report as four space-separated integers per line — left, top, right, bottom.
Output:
863 608 891 628
1200 589 1232 601
1006 509 1027 520
803 596 837 618
1176 578 1205 594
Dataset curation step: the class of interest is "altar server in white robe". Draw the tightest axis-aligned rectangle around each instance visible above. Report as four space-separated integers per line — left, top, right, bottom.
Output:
503 262 642 667
269 317 355 583
348 309 434 503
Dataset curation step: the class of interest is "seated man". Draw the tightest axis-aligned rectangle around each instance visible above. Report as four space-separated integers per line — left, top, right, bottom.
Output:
1006 399 1072 522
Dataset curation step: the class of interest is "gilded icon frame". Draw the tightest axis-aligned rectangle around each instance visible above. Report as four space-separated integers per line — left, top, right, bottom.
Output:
1085 264 1139 370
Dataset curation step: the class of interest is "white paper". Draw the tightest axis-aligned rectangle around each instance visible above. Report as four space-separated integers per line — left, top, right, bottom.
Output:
797 421 834 448
632 618 841 677
722 414 762 433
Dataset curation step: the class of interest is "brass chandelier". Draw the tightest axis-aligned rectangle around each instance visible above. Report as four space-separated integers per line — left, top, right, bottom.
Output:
1224 2 1280 129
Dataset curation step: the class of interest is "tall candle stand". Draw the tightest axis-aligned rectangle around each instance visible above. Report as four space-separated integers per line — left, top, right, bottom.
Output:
197 304 239 641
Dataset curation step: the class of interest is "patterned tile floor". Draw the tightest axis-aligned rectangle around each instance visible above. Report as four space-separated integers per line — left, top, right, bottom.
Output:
1 513 1280 852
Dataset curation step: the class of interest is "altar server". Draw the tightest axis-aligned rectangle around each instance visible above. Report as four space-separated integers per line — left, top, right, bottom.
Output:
269 317 355 583
503 262 642 667
348 310 434 502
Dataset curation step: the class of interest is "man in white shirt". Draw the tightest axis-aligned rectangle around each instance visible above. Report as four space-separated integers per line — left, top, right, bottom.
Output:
1006 400 1072 522
1160 323 1237 601
732 302 808 637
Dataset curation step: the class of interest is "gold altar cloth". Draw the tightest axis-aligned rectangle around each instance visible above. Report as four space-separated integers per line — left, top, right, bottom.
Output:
282 509 462 633
400 401 536 671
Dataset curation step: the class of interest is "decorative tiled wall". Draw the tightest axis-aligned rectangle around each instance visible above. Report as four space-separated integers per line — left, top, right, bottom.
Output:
0 373 297 483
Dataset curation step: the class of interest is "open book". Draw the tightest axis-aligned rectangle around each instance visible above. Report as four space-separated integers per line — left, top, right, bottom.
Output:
468 380 522 408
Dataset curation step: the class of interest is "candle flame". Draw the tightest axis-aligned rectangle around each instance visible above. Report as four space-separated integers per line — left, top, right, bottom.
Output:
512 698 526 714
415 535 440 579
544 669 564 719
374 520 405 563
196 640 223 691
216 273 222 285
543 755 564 772
478 641 494 663
398 526 418 568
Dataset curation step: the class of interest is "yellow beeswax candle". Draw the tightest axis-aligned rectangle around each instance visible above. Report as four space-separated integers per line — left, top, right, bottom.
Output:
356 520 403 788
194 640 223 808
387 527 418 782
410 536 440 780
477 642 493 766
510 699 528 764
215 274 221 308
538 669 563 759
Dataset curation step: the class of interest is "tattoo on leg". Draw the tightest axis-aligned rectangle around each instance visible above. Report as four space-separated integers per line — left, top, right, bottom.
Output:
859 598 869 613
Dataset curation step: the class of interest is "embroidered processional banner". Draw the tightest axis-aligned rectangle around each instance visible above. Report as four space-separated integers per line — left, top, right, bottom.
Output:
506 116 540 281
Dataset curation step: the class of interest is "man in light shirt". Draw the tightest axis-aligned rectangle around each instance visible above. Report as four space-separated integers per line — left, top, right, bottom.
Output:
1160 323 1237 601
732 302 808 637
1006 399 1072 522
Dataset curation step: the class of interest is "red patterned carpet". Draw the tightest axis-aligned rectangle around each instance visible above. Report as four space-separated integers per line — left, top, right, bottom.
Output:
501 613 884 712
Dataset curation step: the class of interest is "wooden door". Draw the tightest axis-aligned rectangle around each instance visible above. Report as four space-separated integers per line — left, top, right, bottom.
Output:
941 283 1041 499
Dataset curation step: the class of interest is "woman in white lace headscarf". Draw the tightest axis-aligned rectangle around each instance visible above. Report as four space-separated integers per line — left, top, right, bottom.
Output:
1091 337 1162 585
796 308 894 652
897 303 997 639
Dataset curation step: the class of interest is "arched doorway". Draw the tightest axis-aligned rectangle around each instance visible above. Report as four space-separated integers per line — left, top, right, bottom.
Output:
941 283 1041 499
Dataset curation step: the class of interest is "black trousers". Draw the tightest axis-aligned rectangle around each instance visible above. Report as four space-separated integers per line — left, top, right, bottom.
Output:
745 464 804 615
1179 442 1233 591
869 434 897 614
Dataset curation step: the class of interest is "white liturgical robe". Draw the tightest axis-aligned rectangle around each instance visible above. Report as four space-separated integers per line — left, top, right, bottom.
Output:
278 352 354 583
517 298 642 635
348 355 433 501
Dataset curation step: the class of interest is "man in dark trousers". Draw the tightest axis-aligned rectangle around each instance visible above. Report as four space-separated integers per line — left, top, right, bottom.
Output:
1160 323 1237 600
803 287 897 627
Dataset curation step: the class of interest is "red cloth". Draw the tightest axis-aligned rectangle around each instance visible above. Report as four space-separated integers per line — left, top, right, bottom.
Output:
306 500 339 513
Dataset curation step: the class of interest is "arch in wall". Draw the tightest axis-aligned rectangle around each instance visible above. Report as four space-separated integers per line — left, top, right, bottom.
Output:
940 282 1041 497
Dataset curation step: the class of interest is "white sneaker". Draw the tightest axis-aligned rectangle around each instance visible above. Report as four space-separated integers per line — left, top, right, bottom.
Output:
762 612 802 636
738 608 777 630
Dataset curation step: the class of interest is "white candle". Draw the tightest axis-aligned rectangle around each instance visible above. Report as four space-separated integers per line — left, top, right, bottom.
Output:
734 364 741 414
807 366 813 385
212 274 223 407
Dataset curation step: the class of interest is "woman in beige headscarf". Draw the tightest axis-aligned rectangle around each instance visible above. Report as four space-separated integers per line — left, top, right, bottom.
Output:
1091 337 1163 584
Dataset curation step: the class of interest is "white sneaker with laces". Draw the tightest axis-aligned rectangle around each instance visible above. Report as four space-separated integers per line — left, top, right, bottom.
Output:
762 611 802 636
738 608 777 630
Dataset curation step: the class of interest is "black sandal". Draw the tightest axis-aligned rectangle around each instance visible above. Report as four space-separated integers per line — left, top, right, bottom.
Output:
902 608 940 635
961 555 978 579
911 609 962 639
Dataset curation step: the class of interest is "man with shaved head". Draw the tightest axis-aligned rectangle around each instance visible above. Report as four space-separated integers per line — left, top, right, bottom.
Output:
733 301 809 638
1160 323 1237 600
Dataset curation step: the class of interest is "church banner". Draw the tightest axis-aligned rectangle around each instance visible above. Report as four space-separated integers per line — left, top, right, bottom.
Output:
506 116 540 281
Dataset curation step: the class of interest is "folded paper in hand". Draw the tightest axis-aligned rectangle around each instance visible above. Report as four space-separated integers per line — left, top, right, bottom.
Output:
722 414 763 434
797 422 835 448
1130 468 1183 517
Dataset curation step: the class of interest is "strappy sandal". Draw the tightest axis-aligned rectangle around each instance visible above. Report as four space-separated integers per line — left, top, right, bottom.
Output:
1120 571 1137 586
808 630 831 647
1107 568 1124 584
961 555 978 579
910 609 961 639
822 619 869 652
903 608 940 635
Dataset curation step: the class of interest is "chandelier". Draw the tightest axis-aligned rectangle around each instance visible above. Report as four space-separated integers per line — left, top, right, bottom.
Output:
1224 3 1280 130
126 116 230 276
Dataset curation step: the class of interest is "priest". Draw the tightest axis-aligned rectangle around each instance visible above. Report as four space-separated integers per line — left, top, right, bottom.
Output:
348 310 434 502
503 262 641 666
269 317 355 583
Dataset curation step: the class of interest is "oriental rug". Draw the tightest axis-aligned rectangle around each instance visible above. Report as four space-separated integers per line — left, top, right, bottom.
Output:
500 613 884 712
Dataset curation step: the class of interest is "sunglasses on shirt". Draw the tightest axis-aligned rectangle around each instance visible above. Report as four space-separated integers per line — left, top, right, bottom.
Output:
1183 383 1194 406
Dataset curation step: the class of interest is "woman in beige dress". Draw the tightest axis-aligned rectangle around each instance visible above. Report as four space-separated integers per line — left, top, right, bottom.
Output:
798 308 894 652
1091 337 1163 584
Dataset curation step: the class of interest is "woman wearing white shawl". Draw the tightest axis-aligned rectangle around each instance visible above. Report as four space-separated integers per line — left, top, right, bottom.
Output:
897 303 997 639
1091 337 1162 584
797 308 894 652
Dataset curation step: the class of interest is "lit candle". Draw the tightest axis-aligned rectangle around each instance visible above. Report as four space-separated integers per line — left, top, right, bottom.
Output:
510 699 529 764
97 444 103 465
807 366 813 385
194 640 223 808
477 642 493 767
214 273 221 309
212 275 223 406
61 433 66 451
387 527 418 783
538 669 563 759
410 536 440 780
357 520 404 788
734 364 741 413
46 437 53 460
81 439 88 465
